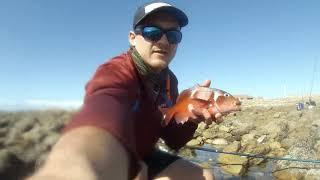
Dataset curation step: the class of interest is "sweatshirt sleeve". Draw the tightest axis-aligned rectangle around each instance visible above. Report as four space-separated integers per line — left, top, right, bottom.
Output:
62 58 141 179
160 72 198 150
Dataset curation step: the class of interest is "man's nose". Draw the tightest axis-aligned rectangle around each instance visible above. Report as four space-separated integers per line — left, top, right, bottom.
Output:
157 34 170 45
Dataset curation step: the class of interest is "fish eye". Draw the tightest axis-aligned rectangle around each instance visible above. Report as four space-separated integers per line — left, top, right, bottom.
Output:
224 93 230 97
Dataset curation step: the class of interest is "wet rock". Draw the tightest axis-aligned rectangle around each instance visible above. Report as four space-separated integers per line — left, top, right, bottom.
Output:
273 169 305 180
216 141 248 176
178 148 195 159
223 141 241 152
186 139 202 146
218 154 248 176
246 144 271 166
199 161 211 169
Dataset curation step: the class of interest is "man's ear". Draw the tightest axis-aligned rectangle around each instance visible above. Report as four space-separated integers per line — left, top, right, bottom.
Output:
128 31 136 47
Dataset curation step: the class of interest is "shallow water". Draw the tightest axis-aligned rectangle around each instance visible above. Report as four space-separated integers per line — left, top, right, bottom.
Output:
191 145 274 180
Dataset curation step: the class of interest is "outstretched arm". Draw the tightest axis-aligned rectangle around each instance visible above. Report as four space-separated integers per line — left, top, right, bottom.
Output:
26 126 129 180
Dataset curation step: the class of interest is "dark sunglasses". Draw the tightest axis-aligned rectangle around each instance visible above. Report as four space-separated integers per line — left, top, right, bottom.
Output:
134 26 182 44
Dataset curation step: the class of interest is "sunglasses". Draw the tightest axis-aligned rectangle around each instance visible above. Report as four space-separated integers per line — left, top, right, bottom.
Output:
134 26 182 44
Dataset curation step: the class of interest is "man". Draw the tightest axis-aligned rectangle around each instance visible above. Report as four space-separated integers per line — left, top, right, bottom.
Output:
27 2 222 180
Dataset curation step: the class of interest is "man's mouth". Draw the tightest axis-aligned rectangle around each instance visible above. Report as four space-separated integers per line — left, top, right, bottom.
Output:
153 50 168 55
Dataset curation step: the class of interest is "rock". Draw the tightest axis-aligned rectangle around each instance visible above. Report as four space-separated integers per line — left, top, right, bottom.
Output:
193 130 201 138
186 139 201 146
42 133 60 149
241 133 255 144
4 128 21 146
219 126 231 133
22 124 46 143
269 141 282 150
221 164 247 176
273 112 281 118
197 122 207 132
257 135 267 143
223 141 241 152
0 150 14 172
205 139 213 144
305 169 320 180
211 138 228 145
216 131 233 140
0 128 8 137
218 154 248 176
14 117 37 133
199 161 211 169
178 148 195 158
260 121 289 141
196 136 203 143
268 148 287 157
314 140 320 153
273 170 305 180
242 142 270 154
230 124 253 137
202 130 218 139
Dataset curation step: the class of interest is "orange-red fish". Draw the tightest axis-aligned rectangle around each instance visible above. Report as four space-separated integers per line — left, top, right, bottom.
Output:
160 87 241 126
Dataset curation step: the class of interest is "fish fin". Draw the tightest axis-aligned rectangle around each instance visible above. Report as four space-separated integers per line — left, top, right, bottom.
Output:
176 88 192 103
161 107 176 127
174 112 189 124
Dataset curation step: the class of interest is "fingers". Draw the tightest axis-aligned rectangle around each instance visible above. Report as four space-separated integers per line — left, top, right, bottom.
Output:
190 107 214 124
191 87 213 101
188 103 225 125
214 113 224 124
188 104 198 119
202 109 211 120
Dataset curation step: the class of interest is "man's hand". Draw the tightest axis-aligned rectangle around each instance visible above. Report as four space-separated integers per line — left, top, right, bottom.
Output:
26 127 129 180
189 80 223 125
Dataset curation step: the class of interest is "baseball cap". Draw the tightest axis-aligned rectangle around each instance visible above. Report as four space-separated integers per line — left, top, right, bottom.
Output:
133 2 188 29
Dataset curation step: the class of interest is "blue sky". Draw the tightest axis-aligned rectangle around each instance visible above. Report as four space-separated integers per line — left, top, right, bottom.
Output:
1 0 320 110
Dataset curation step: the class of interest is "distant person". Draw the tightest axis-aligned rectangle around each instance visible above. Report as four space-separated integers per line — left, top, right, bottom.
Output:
27 2 223 180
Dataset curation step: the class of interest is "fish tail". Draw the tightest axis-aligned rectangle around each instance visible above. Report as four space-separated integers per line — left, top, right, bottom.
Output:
161 108 175 126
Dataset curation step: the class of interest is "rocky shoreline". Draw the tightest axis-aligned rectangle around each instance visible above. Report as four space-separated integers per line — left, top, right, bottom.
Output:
1 97 320 179
176 97 320 179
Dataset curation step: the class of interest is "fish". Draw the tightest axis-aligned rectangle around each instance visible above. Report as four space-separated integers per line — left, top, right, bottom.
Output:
160 86 241 126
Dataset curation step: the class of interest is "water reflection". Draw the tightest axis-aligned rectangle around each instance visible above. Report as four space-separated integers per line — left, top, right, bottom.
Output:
190 145 274 180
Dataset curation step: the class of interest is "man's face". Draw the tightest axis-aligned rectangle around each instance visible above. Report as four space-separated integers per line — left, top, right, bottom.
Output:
129 13 180 72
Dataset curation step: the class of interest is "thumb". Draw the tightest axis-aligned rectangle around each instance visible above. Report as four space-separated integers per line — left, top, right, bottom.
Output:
199 80 211 87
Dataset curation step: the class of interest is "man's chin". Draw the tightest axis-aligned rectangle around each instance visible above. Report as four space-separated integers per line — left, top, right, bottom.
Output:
150 61 169 72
